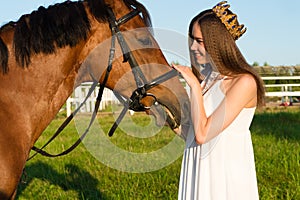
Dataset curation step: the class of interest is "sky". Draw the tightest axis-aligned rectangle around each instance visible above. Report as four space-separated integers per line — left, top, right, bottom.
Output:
0 0 299 66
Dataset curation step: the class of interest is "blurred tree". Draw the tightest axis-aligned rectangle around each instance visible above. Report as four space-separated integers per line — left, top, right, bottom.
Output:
252 61 259 66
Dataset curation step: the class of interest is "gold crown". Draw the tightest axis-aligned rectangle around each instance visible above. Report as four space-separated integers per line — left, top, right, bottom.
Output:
212 1 246 40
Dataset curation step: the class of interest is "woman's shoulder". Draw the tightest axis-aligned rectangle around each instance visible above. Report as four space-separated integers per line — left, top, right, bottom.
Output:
222 73 257 94
226 73 256 86
224 73 257 107
236 73 256 84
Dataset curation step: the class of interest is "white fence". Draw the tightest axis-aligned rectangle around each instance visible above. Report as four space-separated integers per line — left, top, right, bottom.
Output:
65 76 300 116
65 79 189 116
66 82 120 117
262 76 300 105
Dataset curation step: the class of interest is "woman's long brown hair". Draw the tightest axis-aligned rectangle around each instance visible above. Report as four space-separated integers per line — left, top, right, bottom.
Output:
189 10 265 107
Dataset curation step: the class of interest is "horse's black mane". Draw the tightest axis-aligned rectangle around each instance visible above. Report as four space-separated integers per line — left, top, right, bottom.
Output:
0 0 151 74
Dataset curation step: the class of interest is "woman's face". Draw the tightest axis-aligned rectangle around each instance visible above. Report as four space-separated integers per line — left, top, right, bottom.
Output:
190 23 208 65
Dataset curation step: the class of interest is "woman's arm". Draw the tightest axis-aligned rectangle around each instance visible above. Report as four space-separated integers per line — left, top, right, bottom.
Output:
172 64 257 144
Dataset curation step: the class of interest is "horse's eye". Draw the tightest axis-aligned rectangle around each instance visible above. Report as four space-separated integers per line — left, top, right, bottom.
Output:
138 37 152 46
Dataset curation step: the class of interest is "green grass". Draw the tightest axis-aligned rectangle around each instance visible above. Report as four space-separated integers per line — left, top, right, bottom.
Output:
16 108 300 199
251 107 300 200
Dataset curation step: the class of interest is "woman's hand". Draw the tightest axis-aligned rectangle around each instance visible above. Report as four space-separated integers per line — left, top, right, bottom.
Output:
171 64 201 89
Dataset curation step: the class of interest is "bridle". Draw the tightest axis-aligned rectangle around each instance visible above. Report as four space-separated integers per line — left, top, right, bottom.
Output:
105 7 179 135
28 5 179 159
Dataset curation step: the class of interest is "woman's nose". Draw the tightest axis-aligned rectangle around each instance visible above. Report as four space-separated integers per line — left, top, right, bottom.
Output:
190 40 197 51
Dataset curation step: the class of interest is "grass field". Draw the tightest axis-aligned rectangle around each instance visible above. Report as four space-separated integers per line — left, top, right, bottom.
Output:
16 107 300 200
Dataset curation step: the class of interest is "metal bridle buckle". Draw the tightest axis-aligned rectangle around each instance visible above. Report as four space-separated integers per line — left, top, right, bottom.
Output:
129 86 158 111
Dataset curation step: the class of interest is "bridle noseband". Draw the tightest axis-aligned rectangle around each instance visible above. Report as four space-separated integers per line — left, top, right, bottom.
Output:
28 6 179 159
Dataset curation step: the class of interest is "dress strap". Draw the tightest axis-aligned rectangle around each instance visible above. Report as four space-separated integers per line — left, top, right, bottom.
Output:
221 75 228 80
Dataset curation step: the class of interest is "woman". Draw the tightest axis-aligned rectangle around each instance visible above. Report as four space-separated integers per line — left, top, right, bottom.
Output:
172 1 265 199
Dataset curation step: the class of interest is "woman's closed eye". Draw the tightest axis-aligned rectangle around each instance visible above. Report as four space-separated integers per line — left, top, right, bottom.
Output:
196 39 204 44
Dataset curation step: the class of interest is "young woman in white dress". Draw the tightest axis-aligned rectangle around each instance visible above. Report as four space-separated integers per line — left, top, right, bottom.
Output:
172 1 265 199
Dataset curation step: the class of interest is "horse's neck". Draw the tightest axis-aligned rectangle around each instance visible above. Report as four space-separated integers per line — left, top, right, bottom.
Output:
0 3 130 145
0 46 82 146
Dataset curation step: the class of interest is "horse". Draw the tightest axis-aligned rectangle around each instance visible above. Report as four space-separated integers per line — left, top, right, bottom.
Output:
0 0 190 199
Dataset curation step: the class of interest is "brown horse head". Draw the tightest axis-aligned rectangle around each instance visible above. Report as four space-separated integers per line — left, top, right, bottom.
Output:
0 0 190 198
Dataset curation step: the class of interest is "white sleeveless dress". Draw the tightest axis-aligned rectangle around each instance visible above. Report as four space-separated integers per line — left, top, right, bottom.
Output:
178 79 259 200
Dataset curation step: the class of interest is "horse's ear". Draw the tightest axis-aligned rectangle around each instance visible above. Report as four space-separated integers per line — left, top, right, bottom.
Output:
103 0 115 8
103 0 127 11
87 0 110 22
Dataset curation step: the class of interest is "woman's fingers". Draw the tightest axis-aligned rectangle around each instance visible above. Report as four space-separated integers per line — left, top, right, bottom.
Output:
172 64 201 88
